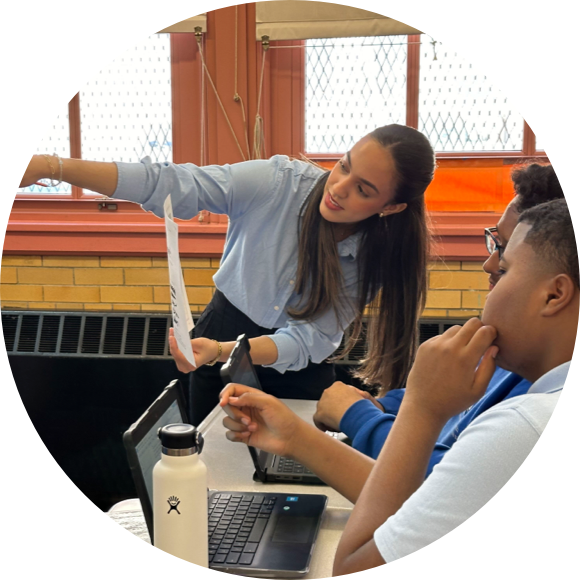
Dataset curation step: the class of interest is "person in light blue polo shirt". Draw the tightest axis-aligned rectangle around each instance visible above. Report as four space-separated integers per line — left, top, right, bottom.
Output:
312 163 564 475
219 197 576 572
20 125 435 424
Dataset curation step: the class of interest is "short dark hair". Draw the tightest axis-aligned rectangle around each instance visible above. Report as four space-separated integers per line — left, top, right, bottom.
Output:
518 199 579 288
512 163 564 212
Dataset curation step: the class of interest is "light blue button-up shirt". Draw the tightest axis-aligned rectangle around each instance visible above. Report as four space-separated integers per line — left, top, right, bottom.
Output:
113 155 362 373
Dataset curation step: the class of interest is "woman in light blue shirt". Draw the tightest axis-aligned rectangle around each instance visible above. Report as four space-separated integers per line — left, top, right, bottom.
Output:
21 124 435 423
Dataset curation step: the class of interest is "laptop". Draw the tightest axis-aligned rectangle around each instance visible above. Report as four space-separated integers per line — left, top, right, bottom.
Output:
251 448 326 485
220 334 327 486
123 380 327 577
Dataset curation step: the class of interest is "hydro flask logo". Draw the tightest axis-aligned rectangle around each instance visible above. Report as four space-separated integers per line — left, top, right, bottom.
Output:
167 495 181 515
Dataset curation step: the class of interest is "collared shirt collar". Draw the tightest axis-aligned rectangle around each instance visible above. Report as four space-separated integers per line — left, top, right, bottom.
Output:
338 231 362 259
527 361 570 394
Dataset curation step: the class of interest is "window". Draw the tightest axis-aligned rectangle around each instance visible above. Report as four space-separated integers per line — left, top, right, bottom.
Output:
305 36 407 153
19 107 72 194
419 38 524 152
305 33 533 155
17 33 172 197
80 33 172 165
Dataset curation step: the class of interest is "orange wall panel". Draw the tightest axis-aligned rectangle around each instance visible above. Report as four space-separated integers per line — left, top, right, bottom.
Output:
426 161 514 213
316 158 517 213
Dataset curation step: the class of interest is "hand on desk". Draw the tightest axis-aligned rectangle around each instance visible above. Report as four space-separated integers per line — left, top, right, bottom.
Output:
219 384 305 459
219 383 376 505
313 382 384 432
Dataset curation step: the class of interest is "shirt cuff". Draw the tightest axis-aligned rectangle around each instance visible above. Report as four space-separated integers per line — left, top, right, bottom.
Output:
112 160 148 204
262 333 299 374
373 525 399 563
378 389 406 415
339 399 384 439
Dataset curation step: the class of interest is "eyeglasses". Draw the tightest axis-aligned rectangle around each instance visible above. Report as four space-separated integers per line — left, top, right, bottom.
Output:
484 227 505 259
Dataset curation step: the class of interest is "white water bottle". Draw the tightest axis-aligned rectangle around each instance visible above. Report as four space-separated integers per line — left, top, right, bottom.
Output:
153 423 208 566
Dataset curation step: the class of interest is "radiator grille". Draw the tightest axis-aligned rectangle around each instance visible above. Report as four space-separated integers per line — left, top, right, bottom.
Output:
61 316 82 354
18 315 40 353
39 315 61 353
82 316 104 354
103 317 124 355
125 317 146 356
2 312 174 359
2 312 468 362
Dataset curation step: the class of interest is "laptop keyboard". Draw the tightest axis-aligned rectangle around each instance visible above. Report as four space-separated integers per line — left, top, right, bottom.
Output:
208 493 276 566
276 457 315 476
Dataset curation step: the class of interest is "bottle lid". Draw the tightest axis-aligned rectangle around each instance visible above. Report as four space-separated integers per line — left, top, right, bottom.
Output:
158 423 204 453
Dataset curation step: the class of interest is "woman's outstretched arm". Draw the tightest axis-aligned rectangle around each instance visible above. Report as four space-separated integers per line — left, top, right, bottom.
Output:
20 155 118 197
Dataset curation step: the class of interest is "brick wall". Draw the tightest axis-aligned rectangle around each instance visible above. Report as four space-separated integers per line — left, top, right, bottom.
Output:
424 261 489 319
0 256 489 318
0 256 218 313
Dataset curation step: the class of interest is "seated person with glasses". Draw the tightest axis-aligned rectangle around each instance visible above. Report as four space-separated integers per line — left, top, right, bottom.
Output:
220 197 575 571
485 226 505 260
312 163 564 474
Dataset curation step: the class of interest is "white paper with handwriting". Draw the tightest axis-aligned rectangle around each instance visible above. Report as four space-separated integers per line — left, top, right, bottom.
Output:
164 194 196 367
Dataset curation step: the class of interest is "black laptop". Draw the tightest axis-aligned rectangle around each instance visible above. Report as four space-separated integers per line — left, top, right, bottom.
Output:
123 380 327 577
220 334 327 485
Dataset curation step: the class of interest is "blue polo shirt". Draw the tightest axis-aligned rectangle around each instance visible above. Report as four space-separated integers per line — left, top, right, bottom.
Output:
340 366 532 475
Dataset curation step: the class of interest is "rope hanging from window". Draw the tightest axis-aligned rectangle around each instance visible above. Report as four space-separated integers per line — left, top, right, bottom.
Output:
253 45 267 160
200 38 206 166
195 27 248 161
234 5 252 160
198 37 207 223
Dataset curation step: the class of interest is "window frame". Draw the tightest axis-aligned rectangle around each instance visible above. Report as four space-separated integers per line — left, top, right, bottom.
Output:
8 30 229 258
17 35 178 202
8 6 275 259
16 95 83 201
302 33 547 162
5 6 547 263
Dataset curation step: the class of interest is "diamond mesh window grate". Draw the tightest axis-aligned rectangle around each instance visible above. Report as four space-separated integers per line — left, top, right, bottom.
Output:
305 36 408 153
79 34 173 167
18 107 72 195
19 34 172 196
80 33 173 167
418 37 524 151
306 34 525 153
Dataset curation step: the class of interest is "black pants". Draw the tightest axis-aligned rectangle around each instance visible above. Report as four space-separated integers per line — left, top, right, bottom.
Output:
189 289 336 425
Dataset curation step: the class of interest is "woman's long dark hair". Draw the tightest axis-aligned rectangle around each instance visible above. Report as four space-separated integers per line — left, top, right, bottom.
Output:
289 125 435 394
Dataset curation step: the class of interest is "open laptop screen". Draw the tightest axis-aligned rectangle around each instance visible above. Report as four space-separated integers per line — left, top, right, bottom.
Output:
123 379 187 539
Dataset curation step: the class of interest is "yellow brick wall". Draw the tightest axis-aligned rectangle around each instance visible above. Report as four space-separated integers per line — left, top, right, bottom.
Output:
0 256 218 313
1 256 489 318
424 261 489 319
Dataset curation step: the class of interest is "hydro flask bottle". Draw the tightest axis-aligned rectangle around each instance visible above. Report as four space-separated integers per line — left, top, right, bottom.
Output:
153 423 208 566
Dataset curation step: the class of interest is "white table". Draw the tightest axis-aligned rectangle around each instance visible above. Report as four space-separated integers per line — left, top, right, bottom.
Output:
109 399 353 578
